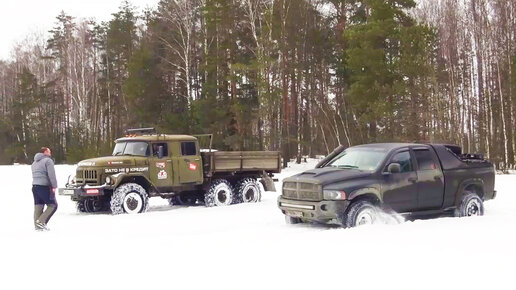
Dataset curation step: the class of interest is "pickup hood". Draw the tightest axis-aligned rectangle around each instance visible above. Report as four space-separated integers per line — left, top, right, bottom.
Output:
284 167 372 186
77 156 137 167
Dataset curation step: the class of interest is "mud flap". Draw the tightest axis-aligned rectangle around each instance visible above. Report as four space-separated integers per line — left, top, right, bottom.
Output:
260 171 276 192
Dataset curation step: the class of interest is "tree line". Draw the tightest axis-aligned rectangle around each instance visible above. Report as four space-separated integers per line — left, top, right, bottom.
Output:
0 0 515 170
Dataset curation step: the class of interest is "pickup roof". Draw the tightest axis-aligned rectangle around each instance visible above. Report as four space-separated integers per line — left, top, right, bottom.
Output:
278 143 496 227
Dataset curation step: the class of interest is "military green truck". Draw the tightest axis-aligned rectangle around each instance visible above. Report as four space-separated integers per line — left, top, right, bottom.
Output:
59 128 280 214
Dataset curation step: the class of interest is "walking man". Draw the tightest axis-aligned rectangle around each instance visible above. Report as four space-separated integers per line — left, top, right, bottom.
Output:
31 147 58 231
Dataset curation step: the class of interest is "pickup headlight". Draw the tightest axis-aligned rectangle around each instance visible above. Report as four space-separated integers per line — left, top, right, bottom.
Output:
106 176 113 185
323 190 347 200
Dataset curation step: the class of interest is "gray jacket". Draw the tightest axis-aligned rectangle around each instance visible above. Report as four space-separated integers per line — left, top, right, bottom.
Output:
32 153 58 188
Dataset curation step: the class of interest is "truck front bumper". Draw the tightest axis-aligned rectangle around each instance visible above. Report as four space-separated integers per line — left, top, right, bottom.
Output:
58 185 110 200
278 196 350 224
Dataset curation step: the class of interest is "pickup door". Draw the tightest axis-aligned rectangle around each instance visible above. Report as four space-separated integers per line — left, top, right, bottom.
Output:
382 150 419 212
413 148 444 210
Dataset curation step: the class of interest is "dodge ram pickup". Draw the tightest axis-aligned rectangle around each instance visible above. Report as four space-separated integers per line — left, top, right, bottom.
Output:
278 143 496 227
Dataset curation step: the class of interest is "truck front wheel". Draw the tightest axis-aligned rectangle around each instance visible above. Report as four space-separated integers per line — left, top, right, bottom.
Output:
235 178 261 203
110 183 149 215
455 191 484 217
204 179 234 207
340 200 378 228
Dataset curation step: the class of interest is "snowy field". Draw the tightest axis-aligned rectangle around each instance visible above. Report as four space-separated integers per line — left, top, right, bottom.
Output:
1 160 515 290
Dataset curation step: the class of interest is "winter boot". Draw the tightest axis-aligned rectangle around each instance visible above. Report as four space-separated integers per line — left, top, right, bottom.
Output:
34 205 44 230
35 220 49 231
38 204 58 225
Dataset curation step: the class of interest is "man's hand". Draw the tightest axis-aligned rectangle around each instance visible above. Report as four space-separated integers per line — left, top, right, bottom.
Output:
52 188 56 195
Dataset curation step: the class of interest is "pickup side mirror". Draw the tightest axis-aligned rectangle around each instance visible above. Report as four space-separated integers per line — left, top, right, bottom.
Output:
387 163 401 174
158 146 165 159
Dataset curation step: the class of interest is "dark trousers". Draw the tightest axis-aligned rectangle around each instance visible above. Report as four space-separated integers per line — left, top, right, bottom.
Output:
32 185 58 227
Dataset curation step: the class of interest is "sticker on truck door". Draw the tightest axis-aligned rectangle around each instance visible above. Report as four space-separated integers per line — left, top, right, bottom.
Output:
188 163 198 171
158 170 168 179
155 162 166 169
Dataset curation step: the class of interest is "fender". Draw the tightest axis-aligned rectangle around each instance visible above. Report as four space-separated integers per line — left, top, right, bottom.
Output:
260 171 276 192
454 178 485 207
347 187 382 203
112 173 153 190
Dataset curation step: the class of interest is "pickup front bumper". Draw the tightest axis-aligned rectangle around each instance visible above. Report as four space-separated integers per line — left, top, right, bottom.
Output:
278 196 350 224
58 185 110 201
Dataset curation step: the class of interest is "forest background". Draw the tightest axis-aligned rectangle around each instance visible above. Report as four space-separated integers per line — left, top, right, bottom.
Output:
1 0 515 170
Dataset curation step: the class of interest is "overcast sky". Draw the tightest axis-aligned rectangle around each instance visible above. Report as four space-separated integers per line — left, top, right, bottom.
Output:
0 0 159 60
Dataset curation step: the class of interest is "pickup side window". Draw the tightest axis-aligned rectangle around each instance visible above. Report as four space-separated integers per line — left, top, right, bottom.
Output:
181 142 197 156
389 151 413 173
414 149 437 170
151 143 168 158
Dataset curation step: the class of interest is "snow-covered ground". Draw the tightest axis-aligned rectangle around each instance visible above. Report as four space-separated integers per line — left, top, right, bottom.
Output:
1 160 515 290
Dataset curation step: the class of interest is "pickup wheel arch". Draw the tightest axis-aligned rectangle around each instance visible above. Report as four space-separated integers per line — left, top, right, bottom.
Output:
347 188 382 205
454 179 486 207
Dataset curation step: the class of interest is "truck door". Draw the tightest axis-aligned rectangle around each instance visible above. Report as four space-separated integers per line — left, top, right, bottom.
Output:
149 142 174 188
382 150 418 212
413 148 444 210
178 141 203 184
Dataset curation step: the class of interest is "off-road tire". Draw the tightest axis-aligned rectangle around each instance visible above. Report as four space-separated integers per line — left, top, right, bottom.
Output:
455 191 484 217
204 179 234 207
285 216 302 224
77 198 104 213
341 200 378 228
110 183 149 215
234 178 262 204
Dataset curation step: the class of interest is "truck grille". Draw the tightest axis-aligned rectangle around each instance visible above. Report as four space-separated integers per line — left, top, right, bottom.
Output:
282 182 322 201
76 169 99 185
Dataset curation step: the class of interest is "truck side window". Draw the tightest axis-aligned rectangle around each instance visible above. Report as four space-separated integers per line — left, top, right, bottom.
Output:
390 151 413 173
181 142 197 156
414 149 437 170
152 143 168 158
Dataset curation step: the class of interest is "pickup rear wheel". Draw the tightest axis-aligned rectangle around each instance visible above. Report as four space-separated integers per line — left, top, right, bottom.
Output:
110 183 149 215
341 200 378 228
204 179 234 207
455 191 484 217
235 178 261 203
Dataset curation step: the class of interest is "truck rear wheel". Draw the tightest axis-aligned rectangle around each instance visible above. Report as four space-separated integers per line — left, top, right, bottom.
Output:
341 200 378 228
110 183 149 215
455 191 484 217
235 178 261 203
204 179 234 207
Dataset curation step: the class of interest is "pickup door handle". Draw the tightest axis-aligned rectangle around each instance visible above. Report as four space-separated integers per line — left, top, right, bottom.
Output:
184 159 190 162
408 177 417 183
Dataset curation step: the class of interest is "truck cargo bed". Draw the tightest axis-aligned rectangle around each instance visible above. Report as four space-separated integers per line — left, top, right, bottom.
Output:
201 151 281 175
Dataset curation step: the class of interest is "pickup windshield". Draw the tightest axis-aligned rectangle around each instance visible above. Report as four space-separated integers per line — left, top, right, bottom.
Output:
112 142 150 157
326 148 387 171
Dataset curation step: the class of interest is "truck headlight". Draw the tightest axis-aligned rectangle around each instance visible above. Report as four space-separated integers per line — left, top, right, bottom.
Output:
323 190 347 200
106 176 112 185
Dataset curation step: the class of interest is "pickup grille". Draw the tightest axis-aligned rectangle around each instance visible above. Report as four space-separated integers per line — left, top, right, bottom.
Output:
282 182 322 201
76 169 100 185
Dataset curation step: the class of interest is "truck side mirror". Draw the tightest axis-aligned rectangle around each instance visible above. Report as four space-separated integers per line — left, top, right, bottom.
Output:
158 146 164 159
387 163 401 174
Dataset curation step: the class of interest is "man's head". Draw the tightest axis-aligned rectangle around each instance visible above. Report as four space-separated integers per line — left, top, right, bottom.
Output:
41 147 52 156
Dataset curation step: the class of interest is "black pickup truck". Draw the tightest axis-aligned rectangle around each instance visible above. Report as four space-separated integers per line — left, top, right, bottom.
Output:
278 143 496 227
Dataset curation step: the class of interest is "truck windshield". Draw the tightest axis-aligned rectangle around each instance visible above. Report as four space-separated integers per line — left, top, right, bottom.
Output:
112 142 150 157
326 148 387 171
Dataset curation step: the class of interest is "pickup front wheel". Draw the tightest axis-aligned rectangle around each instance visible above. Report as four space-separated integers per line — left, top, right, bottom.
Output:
341 200 378 228
455 192 484 217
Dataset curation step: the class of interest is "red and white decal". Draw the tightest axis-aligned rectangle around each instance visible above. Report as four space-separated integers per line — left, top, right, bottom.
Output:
158 170 168 180
188 162 198 171
155 162 166 169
